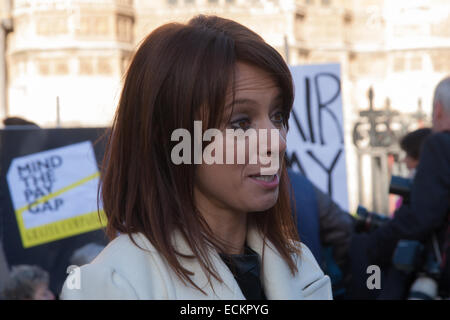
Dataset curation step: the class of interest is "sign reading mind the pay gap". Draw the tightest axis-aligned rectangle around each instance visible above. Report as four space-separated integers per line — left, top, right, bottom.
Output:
6 141 106 248
287 63 349 211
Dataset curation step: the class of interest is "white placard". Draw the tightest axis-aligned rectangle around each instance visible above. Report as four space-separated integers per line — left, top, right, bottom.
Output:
6 141 101 230
287 63 349 211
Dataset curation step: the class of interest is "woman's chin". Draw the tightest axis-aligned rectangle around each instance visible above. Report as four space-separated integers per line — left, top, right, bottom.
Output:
246 194 279 212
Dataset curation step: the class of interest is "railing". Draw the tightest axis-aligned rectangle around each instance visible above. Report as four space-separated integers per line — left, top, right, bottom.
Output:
352 87 429 214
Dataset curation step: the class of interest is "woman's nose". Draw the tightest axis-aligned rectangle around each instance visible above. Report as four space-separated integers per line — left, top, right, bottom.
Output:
258 120 286 157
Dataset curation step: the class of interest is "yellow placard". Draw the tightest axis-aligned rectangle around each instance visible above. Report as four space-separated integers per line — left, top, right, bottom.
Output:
7 141 108 248
14 171 107 248
17 209 107 248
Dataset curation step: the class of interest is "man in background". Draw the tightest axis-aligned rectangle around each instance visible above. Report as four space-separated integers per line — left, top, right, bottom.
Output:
400 127 432 178
367 77 450 297
288 170 355 298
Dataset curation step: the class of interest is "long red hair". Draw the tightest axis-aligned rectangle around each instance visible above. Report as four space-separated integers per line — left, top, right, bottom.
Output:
100 15 299 294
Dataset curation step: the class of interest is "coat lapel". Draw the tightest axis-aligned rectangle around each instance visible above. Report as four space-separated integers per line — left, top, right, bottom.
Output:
246 225 304 299
171 230 245 300
171 226 303 300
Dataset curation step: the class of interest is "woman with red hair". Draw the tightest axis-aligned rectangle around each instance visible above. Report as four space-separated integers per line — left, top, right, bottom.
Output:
61 15 331 300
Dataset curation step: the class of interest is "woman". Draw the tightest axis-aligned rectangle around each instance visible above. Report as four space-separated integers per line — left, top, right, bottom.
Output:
61 15 332 300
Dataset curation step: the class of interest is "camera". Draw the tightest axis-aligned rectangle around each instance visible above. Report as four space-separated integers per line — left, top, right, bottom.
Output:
355 175 446 299
392 238 442 300
354 175 410 233
354 205 390 233
389 175 412 204
389 175 444 299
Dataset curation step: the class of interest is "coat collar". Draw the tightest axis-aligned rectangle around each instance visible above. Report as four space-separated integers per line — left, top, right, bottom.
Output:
168 224 304 299
246 227 304 299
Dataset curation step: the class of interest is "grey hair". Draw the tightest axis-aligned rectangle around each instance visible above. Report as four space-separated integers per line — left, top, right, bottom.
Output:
69 243 104 266
1 265 49 300
433 76 450 113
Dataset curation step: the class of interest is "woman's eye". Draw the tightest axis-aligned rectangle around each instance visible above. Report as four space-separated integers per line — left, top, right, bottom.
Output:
230 118 251 130
271 111 286 125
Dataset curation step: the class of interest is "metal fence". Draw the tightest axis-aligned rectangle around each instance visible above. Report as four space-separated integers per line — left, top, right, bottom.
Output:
352 87 430 214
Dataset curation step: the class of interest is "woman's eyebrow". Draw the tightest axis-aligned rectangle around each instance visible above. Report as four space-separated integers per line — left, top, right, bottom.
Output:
226 93 283 109
269 94 284 108
225 98 259 109
272 94 283 103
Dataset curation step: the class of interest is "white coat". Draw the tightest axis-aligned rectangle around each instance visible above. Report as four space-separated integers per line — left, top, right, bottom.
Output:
60 225 332 300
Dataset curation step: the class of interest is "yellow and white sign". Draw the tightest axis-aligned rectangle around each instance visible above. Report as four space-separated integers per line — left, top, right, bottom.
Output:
6 141 106 248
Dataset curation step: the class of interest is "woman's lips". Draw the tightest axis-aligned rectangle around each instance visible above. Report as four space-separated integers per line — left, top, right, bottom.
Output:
248 173 279 189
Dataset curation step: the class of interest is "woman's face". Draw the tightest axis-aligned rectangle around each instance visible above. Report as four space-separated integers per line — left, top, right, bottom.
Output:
194 62 287 215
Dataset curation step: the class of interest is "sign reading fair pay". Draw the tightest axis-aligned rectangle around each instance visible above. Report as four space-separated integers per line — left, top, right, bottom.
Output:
6 141 106 248
287 63 349 210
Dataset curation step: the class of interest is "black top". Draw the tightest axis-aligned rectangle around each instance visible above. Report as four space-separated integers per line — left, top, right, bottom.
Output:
219 245 267 300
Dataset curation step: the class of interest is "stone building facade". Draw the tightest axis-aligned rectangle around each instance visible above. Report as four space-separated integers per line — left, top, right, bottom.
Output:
2 0 448 127
1 0 135 126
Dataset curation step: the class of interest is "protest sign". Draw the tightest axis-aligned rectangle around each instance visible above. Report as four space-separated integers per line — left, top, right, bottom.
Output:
6 141 106 248
287 63 349 210
0 128 109 294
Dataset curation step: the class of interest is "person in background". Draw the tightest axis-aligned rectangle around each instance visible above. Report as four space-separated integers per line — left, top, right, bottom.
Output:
3 117 39 128
69 243 105 267
1 265 55 300
314 185 355 276
0 244 9 297
367 76 450 298
399 127 432 178
393 128 433 211
288 169 355 299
